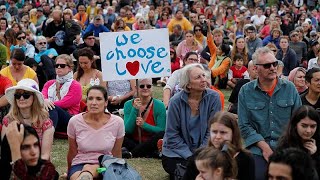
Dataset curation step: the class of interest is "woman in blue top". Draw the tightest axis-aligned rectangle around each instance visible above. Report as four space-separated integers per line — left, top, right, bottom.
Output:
161 63 222 180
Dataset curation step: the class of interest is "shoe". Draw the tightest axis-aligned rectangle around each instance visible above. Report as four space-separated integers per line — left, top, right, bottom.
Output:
122 147 132 159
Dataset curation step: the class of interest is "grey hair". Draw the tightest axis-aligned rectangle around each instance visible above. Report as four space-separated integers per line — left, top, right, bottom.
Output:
137 78 152 85
36 36 47 43
179 63 205 92
252 47 273 65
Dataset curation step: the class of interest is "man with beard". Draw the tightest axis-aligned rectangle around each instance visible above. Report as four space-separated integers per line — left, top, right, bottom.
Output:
238 47 301 180
73 31 101 70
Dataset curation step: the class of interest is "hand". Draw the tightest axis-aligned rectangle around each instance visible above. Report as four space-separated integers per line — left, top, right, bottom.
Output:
133 98 142 109
110 96 121 105
6 121 24 153
44 99 55 111
195 174 205 180
304 139 317 155
136 117 144 127
257 141 273 161
93 55 100 60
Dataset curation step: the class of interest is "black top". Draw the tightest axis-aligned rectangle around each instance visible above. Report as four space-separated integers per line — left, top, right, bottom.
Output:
228 79 250 104
300 91 320 111
182 150 255 180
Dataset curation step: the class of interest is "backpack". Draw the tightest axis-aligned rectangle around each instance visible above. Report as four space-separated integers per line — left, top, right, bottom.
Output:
99 155 142 180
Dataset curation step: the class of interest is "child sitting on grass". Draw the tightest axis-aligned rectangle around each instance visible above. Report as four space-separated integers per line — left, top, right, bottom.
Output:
227 53 249 88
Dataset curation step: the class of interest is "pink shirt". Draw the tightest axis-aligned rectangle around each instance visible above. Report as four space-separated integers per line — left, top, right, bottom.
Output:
67 113 125 166
42 80 82 115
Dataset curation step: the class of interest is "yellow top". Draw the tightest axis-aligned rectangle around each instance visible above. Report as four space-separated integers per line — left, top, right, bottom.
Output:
0 66 37 85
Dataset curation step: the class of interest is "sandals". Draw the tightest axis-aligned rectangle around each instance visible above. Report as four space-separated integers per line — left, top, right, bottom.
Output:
77 170 94 180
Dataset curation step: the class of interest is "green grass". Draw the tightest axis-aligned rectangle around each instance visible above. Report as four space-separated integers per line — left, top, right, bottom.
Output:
52 86 231 179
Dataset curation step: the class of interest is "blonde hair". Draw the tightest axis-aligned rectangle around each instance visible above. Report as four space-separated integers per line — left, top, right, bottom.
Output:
6 90 49 128
56 54 74 69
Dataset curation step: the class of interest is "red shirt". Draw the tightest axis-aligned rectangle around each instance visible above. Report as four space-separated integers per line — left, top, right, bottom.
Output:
0 75 12 95
133 104 156 142
230 65 247 79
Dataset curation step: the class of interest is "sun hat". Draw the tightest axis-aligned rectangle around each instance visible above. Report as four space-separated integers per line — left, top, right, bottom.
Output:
5 78 44 106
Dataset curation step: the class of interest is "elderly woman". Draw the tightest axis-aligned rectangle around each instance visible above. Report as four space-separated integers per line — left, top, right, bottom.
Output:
0 79 54 179
123 78 166 158
162 63 222 179
288 67 308 94
74 47 105 102
42 54 82 133
67 86 124 179
0 48 38 86
1 123 57 179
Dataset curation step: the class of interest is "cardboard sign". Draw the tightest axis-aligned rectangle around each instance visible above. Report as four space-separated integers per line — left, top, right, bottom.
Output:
100 29 171 81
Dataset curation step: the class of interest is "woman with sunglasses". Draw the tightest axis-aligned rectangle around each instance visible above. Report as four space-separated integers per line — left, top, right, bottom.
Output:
1 79 54 179
42 54 82 134
155 12 170 29
132 17 150 31
276 36 298 76
1 123 58 179
11 30 35 59
194 25 207 48
122 78 166 158
277 105 320 177
231 35 249 67
0 48 38 86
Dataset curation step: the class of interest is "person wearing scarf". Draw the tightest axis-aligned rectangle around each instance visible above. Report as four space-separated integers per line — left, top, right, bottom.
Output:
42 54 82 133
288 67 308 94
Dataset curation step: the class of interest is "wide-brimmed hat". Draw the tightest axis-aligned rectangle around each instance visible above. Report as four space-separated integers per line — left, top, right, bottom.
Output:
5 79 44 106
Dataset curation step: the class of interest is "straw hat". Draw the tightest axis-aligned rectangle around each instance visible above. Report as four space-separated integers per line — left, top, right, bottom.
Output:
5 79 44 106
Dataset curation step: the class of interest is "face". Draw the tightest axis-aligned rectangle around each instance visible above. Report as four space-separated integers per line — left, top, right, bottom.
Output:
280 39 288 49
195 160 216 180
273 31 280 38
138 79 152 97
12 25 20 33
185 54 199 65
79 56 93 70
138 19 146 29
256 53 278 82
175 11 183 19
235 59 244 67
246 30 256 40
185 32 194 43
290 33 299 42
307 72 320 93
78 6 85 14
52 12 62 25
213 33 223 45
84 36 95 46
21 135 40 167
210 122 233 149
199 15 205 23
63 13 72 20
15 89 34 109
236 38 245 50
268 163 292 180
55 58 71 77
296 117 317 141
36 40 47 51
293 70 305 88
187 67 207 92
86 89 107 113
11 58 24 71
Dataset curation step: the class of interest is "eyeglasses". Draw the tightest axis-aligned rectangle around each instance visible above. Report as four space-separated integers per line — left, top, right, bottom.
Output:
139 21 146 24
291 34 298 37
14 93 33 100
247 31 255 34
194 29 201 32
187 58 199 62
17 36 26 40
38 42 47 45
139 84 152 89
256 61 278 69
55 64 68 68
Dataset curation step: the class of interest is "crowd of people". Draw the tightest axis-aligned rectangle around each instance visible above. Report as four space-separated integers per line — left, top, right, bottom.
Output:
0 0 319 179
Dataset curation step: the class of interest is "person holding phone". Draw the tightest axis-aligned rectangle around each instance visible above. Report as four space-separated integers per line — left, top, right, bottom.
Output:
122 78 166 158
277 105 320 176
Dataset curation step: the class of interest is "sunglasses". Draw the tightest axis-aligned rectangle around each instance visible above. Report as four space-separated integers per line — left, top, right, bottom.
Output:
291 34 298 37
38 42 47 45
139 84 152 89
55 64 68 68
139 21 146 24
256 61 278 69
17 36 26 40
14 93 33 100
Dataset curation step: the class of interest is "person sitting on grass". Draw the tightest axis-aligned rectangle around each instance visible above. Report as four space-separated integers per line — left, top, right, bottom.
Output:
67 86 124 180
227 53 249 89
123 78 166 158
1 123 58 179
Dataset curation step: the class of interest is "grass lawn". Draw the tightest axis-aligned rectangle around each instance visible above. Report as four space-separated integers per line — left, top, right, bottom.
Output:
52 86 231 179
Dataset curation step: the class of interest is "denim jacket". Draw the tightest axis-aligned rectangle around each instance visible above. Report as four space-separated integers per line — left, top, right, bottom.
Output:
162 89 222 159
238 78 302 156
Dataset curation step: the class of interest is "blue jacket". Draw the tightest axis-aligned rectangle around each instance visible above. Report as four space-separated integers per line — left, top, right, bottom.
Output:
276 48 298 76
84 23 110 37
162 89 222 159
238 78 301 156
262 35 280 49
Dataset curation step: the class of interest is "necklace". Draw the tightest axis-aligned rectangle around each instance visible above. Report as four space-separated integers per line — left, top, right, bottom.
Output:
188 99 200 111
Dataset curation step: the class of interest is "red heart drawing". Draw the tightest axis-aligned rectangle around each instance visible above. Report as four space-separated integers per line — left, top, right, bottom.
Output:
126 61 140 76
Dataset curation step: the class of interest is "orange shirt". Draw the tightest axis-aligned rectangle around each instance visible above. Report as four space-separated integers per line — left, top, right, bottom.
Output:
265 79 278 97
210 86 225 110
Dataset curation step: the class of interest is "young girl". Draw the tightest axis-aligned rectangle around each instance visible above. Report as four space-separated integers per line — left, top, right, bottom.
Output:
227 53 248 88
183 111 255 180
195 145 237 180
277 105 320 176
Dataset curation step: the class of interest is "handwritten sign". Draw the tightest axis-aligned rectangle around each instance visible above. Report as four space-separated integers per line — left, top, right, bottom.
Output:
100 29 171 81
